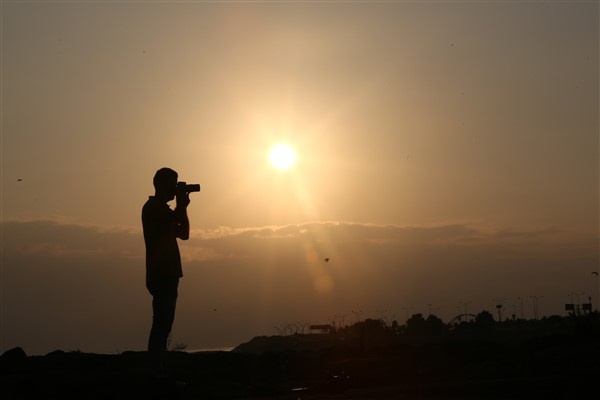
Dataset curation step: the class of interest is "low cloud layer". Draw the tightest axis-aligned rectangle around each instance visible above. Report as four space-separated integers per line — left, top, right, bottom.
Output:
1 219 597 355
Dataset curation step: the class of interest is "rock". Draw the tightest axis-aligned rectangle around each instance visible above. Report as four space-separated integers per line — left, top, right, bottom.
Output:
0 346 27 372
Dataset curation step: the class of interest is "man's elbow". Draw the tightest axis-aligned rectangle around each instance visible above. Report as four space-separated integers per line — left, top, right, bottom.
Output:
176 228 190 240
177 230 190 240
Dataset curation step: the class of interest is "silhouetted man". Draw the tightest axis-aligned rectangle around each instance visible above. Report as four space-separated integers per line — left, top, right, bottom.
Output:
142 167 190 370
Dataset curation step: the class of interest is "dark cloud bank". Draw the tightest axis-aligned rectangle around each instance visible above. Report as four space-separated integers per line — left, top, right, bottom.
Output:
1 220 597 355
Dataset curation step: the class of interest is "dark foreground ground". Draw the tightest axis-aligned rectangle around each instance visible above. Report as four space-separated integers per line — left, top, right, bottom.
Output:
1 333 599 400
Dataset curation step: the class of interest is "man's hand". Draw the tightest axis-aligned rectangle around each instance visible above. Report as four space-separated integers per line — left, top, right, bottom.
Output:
176 192 190 209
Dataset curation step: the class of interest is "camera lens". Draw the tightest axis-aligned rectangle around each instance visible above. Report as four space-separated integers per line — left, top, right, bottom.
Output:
186 184 201 193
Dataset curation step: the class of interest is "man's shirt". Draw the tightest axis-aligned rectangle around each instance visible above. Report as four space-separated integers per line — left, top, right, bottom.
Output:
142 196 183 282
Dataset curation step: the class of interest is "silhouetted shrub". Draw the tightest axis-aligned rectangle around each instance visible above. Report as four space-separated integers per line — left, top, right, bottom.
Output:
475 310 495 326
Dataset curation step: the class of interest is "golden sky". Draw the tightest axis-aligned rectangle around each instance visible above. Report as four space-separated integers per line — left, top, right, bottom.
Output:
1 1 598 354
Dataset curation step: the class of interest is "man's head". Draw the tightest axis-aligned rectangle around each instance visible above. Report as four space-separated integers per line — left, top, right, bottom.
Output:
153 167 178 201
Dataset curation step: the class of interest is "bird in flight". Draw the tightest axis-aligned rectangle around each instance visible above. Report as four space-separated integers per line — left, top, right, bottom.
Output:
592 272 599 276
324 258 330 263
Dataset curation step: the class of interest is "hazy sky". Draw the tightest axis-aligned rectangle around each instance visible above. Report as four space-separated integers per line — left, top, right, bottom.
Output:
1 1 598 355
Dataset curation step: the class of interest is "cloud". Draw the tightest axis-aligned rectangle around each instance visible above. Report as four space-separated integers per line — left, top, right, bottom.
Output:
495 226 562 239
2 219 143 260
1 219 597 355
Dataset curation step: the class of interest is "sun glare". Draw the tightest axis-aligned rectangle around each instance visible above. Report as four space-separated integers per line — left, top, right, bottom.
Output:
268 143 296 171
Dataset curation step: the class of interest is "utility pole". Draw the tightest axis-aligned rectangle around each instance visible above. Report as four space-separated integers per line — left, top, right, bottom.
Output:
592 271 599 312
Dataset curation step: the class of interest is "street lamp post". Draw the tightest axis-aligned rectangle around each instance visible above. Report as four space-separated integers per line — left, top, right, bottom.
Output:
530 295 544 320
493 298 506 322
495 304 503 322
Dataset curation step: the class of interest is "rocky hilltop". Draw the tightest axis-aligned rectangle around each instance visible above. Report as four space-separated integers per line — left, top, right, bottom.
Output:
2 314 599 399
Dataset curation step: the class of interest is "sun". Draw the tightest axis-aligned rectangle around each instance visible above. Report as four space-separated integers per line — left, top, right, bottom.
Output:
268 143 296 170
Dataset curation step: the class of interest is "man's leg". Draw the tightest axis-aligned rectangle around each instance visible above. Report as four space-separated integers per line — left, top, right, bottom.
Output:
147 278 179 372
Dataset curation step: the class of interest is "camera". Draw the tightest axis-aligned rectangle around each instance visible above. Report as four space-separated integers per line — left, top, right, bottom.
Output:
177 181 201 196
